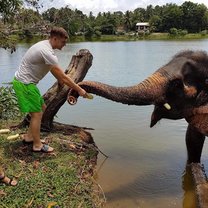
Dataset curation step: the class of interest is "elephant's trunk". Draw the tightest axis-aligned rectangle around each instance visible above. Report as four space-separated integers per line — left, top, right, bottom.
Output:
76 72 168 105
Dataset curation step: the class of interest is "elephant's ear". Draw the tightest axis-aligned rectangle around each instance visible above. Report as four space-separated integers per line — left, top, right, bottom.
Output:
181 60 199 97
181 60 198 86
182 59 208 92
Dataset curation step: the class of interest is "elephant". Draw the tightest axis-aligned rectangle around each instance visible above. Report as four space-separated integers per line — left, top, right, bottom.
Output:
68 50 208 164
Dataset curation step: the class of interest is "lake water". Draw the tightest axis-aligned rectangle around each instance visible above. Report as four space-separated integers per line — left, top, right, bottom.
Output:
1 40 208 208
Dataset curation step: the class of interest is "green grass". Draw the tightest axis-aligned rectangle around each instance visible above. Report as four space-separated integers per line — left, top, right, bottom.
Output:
102 33 208 41
0 121 104 208
70 33 208 42
15 33 208 45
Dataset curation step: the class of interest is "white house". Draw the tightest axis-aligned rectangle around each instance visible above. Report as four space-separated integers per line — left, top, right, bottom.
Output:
136 22 150 32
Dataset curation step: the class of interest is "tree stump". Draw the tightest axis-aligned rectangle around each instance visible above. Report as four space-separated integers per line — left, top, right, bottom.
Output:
42 49 93 130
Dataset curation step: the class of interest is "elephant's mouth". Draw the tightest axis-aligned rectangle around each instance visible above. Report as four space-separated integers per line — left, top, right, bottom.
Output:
150 103 185 127
150 78 199 127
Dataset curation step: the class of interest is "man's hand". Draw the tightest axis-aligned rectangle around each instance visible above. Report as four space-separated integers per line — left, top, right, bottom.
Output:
50 65 91 99
78 88 88 98
79 89 94 99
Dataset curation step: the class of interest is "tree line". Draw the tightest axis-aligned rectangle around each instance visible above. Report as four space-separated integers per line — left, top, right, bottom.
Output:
1 0 208 49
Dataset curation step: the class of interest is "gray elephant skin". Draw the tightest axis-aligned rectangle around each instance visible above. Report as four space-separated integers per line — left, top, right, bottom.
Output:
69 50 208 163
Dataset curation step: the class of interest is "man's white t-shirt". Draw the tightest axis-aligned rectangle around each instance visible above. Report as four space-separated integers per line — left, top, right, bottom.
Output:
15 40 58 84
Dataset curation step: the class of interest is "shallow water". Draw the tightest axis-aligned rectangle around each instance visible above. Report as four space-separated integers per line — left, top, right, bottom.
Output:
1 40 208 207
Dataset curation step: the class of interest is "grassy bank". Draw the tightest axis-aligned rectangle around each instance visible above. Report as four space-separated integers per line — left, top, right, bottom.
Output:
13 32 208 46
0 120 104 208
70 33 208 42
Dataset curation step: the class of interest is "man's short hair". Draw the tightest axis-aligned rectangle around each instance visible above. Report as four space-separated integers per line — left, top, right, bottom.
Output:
50 27 69 39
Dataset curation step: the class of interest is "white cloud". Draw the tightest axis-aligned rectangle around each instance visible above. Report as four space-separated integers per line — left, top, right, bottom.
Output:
63 0 121 15
192 0 208 6
43 0 208 15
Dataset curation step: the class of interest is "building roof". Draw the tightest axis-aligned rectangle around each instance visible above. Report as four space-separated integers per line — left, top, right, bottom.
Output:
136 22 149 26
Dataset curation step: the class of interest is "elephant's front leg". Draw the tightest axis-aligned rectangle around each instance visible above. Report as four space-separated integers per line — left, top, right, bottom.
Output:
186 124 205 163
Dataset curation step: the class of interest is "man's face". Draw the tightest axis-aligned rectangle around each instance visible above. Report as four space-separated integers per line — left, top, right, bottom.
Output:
54 36 68 50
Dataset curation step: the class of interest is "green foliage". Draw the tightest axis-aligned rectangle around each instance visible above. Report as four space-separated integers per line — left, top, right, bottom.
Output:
0 1 44 50
84 24 94 38
0 0 22 18
169 28 188 37
0 129 102 207
181 1 208 33
42 7 87 36
94 30 102 37
0 0 41 20
201 30 208 36
1 0 208 48
149 15 162 32
169 27 178 36
0 85 23 120
100 24 116 35
178 29 188 36
38 2 208 35
116 31 125 35
161 3 183 32
0 32 17 52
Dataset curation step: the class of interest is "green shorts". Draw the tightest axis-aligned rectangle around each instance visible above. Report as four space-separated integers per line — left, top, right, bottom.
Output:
12 78 45 113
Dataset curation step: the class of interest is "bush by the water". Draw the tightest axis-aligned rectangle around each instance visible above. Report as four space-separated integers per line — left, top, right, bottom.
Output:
0 85 23 119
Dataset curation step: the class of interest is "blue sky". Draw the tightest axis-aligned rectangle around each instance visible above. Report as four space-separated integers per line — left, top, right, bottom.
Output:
43 0 208 15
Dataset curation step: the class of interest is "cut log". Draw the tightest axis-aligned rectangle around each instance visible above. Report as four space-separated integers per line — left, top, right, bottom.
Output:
190 163 208 208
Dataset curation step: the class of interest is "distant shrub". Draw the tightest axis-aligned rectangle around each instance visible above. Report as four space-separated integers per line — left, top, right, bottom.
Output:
178 29 188 36
94 30 102 37
144 30 150 36
169 28 178 36
116 31 125 35
137 30 145 37
201 30 207 36
84 26 94 38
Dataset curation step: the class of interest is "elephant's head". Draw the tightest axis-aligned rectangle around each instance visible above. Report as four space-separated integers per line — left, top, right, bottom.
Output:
68 50 208 132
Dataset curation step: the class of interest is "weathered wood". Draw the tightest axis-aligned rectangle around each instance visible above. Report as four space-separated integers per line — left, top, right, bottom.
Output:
190 163 208 208
41 49 93 130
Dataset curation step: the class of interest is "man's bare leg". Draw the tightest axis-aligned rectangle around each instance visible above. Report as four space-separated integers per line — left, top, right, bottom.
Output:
30 111 53 152
22 104 47 143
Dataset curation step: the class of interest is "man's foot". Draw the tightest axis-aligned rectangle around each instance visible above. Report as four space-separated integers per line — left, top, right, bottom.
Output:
0 174 18 186
33 144 54 153
21 134 46 144
21 134 33 144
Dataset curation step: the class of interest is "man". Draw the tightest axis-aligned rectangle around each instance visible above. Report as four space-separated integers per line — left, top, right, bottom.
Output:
13 27 88 153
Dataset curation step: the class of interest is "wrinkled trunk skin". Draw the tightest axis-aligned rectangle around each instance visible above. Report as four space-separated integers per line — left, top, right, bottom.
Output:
69 55 190 106
77 71 168 106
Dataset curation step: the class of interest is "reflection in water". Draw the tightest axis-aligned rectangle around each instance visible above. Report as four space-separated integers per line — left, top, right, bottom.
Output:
96 157 197 208
182 165 197 208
